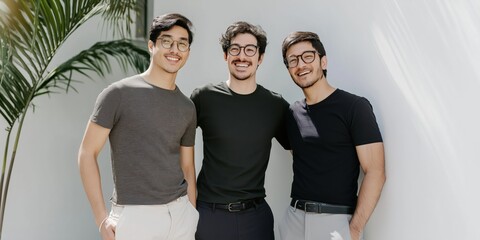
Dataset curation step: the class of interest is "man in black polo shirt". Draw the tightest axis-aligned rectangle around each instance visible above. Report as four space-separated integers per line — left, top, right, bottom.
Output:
191 21 290 240
279 31 386 240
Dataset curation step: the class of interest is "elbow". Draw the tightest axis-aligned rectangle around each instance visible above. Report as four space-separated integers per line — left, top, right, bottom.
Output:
379 170 386 186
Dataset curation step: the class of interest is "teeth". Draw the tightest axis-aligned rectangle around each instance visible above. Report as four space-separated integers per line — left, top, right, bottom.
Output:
235 63 249 67
298 70 310 76
166 56 179 61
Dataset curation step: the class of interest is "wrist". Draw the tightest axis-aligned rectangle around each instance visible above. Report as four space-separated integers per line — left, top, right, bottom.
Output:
98 216 108 232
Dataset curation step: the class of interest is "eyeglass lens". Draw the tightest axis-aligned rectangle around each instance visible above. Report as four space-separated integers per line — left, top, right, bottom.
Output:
228 44 258 57
157 36 189 52
287 51 317 68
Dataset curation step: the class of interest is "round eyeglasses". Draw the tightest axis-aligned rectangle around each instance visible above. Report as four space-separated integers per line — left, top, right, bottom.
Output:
228 44 258 57
156 36 190 52
286 50 318 68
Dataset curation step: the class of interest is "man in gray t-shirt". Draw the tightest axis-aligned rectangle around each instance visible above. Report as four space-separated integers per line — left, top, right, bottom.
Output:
78 13 199 240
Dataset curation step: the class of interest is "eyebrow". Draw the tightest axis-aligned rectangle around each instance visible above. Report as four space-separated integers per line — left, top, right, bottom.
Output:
287 50 316 58
159 34 189 41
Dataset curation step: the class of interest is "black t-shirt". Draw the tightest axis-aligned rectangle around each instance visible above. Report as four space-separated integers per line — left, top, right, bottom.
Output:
191 82 290 203
287 89 382 207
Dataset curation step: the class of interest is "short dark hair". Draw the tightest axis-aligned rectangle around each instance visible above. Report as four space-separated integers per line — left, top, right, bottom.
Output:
281 31 327 77
149 13 194 44
220 21 267 57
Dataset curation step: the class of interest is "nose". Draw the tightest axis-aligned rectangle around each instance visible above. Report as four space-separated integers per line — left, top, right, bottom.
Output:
169 44 179 53
167 41 181 53
237 49 246 57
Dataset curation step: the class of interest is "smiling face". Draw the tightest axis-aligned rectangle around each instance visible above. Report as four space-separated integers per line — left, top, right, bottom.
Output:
285 41 327 89
149 25 190 75
224 33 263 82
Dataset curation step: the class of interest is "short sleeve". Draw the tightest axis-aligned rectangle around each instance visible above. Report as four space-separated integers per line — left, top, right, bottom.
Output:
180 104 197 147
90 85 121 129
275 97 291 150
350 97 383 146
190 88 201 127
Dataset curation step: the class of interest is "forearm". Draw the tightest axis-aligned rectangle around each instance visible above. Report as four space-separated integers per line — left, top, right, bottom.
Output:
184 167 197 207
78 152 108 227
179 146 196 206
350 170 386 234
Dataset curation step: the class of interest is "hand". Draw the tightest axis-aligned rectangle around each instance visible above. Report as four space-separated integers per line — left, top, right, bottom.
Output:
100 218 116 240
349 225 361 240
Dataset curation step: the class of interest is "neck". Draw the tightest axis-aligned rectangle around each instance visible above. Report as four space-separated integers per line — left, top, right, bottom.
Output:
303 77 335 105
226 77 257 94
140 66 177 90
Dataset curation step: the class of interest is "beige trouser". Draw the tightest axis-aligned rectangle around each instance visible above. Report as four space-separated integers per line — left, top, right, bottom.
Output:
108 195 199 240
279 206 364 240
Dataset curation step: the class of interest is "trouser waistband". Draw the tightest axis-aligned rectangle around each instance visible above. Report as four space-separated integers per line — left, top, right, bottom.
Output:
198 198 265 212
291 199 354 214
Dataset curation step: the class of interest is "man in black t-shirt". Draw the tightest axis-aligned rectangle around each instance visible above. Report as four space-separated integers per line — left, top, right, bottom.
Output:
279 31 386 240
191 22 290 240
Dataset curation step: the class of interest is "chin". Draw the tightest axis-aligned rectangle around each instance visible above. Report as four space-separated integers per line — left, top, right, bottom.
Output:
295 79 317 89
232 73 252 81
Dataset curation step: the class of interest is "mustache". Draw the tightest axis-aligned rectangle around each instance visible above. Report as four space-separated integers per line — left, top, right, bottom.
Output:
232 59 251 65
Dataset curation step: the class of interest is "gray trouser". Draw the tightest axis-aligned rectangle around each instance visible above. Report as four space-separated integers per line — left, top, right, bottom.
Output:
279 206 363 240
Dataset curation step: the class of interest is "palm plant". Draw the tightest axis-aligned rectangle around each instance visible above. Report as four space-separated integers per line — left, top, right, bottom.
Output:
0 0 150 237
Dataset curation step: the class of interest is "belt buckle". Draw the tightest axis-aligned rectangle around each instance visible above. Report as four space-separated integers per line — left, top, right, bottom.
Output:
227 202 242 212
304 202 320 213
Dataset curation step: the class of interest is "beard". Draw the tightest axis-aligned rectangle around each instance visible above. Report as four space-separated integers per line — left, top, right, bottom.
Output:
229 60 256 81
294 77 319 89
231 72 253 81
291 68 324 89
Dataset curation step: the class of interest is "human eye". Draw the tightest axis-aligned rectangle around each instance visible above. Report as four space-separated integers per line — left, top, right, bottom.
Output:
245 45 257 55
178 40 189 49
288 57 298 66
161 37 173 45
303 52 315 62
229 45 240 54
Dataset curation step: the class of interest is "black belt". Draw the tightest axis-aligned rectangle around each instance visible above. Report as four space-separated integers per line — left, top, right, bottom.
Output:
291 199 354 214
202 198 264 212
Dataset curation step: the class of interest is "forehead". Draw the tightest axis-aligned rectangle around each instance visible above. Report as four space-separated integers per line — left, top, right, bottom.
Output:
159 25 189 40
286 41 315 56
231 33 257 45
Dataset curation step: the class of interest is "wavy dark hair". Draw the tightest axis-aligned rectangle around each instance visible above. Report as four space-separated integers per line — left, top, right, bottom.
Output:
220 21 267 58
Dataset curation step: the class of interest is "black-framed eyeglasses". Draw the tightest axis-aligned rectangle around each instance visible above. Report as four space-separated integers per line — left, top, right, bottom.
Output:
286 50 318 68
228 44 258 57
156 36 190 52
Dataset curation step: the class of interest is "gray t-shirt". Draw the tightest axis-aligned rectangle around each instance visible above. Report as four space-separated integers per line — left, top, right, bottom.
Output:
90 75 196 205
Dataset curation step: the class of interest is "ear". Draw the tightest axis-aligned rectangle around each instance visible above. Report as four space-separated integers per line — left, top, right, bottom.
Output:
320 55 328 70
224 52 228 61
257 53 264 66
148 40 154 53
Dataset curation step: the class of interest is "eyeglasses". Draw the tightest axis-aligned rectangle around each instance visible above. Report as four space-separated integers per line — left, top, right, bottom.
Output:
156 36 190 52
227 44 258 57
286 50 318 68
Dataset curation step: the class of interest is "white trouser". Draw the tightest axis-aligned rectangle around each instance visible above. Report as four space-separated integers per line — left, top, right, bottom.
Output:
279 206 364 240
108 195 199 240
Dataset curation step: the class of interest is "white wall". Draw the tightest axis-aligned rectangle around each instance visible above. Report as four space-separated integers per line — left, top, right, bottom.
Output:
1 0 479 239
154 1 480 239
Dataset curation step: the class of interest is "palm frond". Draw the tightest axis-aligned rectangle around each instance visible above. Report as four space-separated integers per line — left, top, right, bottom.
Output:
0 0 147 127
0 38 33 127
39 39 149 96
0 0 149 236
